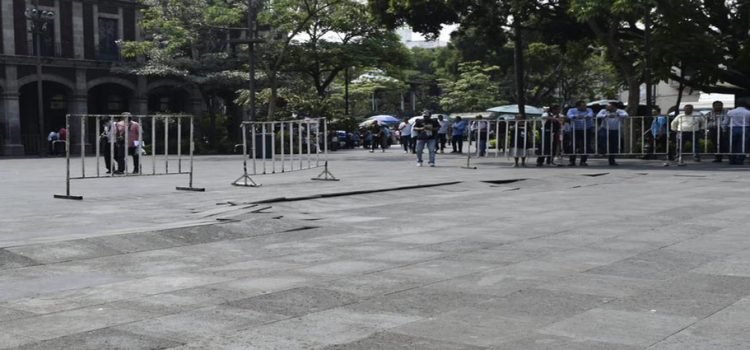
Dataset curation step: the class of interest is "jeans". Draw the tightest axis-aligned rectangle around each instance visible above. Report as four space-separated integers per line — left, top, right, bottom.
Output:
400 135 411 151
730 127 749 164
416 138 436 164
537 131 558 165
598 130 621 164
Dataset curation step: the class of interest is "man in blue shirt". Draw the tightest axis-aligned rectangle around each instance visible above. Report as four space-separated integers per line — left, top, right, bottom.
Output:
451 116 467 153
596 102 628 166
566 101 595 166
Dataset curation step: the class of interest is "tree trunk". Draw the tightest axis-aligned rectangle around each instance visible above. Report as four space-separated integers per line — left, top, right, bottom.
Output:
626 78 640 116
267 75 278 119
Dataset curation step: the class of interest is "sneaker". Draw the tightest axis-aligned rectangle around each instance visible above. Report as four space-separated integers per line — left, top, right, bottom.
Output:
429 163 435 167
416 162 423 167
580 162 589 166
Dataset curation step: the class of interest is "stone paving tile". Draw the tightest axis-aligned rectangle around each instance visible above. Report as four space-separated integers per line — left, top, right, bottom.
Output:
345 286 491 318
540 308 697 347
0 250 39 271
602 287 740 318
115 305 284 343
298 260 393 276
488 334 640 350
0 332 36 350
426 271 538 297
0 306 35 323
99 273 232 296
179 307 422 350
0 305 155 342
322 331 485 350
390 307 537 347
648 332 750 350
212 274 313 294
586 249 717 280
8 328 183 350
4 286 145 314
317 271 431 298
537 273 657 299
5 240 122 264
692 251 750 277
195 259 301 279
477 288 612 325
682 297 750 343
225 287 361 317
362 249 444 263
652 272 750 297
84 232 184 254
383 258 499 280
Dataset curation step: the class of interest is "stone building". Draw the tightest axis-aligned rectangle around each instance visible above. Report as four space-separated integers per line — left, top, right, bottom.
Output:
0 0 205 155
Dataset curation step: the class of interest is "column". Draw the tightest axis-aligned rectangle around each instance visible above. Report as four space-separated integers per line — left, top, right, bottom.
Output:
1 0 15 54
2 65 23 155
72 0 84 59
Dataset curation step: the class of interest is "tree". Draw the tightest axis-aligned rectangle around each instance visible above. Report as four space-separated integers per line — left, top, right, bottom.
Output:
438 61 504 112
119 0 248 147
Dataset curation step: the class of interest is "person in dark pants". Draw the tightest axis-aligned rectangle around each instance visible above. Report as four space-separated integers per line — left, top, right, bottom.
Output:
537 105 563 166
437 115 449 153
705 101 728 162
596 102 628 166
451 116 467 153
726 101 750 165
566 101 594 166
100 119 115 173
369 122 382 153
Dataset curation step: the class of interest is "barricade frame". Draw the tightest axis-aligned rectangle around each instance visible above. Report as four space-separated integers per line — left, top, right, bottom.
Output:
53 113 205 200
232 117 338 187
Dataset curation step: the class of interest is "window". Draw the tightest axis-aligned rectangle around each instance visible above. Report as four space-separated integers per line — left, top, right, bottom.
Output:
31 19 56 57
98 17 119 60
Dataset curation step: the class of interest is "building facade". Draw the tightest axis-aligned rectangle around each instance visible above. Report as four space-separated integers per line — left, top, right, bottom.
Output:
0 0 205 155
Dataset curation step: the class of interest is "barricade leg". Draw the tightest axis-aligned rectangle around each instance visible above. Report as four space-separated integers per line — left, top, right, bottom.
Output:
177 116 205 192
312 119 339 181
233 122 260 187
54 114 83 200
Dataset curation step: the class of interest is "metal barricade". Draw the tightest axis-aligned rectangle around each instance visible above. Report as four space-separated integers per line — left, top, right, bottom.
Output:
54 114 204 200
232 118 338 187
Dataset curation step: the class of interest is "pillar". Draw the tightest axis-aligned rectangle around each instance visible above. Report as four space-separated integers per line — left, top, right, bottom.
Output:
2 65 23 155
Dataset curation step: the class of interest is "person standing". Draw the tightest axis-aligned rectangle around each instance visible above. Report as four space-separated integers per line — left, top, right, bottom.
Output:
397 117 412 153
671 104 706 162
705 101 728 162
369 122 382 153
725 101 750 165
437 115 449 153
451 116 467 153
511 114 530 167
100 119 116 173
413 113 440 167
115 113 142 174
566 101 594 166
471 115 489 156
537 105 563 166
596 102 628 166
47 130 59 156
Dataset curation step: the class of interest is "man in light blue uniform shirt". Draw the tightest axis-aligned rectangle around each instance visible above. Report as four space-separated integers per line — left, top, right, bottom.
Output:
596 101 628 166
725 101 750 165
566 101 595 166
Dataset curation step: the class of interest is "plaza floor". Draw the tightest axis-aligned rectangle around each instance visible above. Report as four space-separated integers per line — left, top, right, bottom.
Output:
1 149 749 349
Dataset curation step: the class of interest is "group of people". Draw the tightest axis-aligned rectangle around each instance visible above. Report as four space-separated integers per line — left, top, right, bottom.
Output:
360 99 750 168
665 101 750 165
100 113 142 174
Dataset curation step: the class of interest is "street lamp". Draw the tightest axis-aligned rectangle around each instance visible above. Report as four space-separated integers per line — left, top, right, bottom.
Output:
25 2 55 156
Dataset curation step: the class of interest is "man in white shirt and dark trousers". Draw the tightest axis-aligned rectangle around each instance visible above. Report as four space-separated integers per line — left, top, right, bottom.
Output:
397 117 412 153
671 104 706 162
437 115 449 153
726 101 750 165
596 102 628 166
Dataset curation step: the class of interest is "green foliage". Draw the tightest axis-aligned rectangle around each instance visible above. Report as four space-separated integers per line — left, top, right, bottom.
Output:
438 61 503 113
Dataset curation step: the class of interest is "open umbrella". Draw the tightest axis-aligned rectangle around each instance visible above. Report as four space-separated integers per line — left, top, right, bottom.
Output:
367 115 400 125
486 105 544 116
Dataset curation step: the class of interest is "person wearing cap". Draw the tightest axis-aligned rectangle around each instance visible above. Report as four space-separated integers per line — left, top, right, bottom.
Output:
413 112 440 167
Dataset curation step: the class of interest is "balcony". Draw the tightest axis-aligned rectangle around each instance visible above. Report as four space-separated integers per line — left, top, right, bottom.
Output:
28 40 62 58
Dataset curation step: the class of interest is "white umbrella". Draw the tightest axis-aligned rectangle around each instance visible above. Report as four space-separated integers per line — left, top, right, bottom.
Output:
486 105 544 115
367 115 400 124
